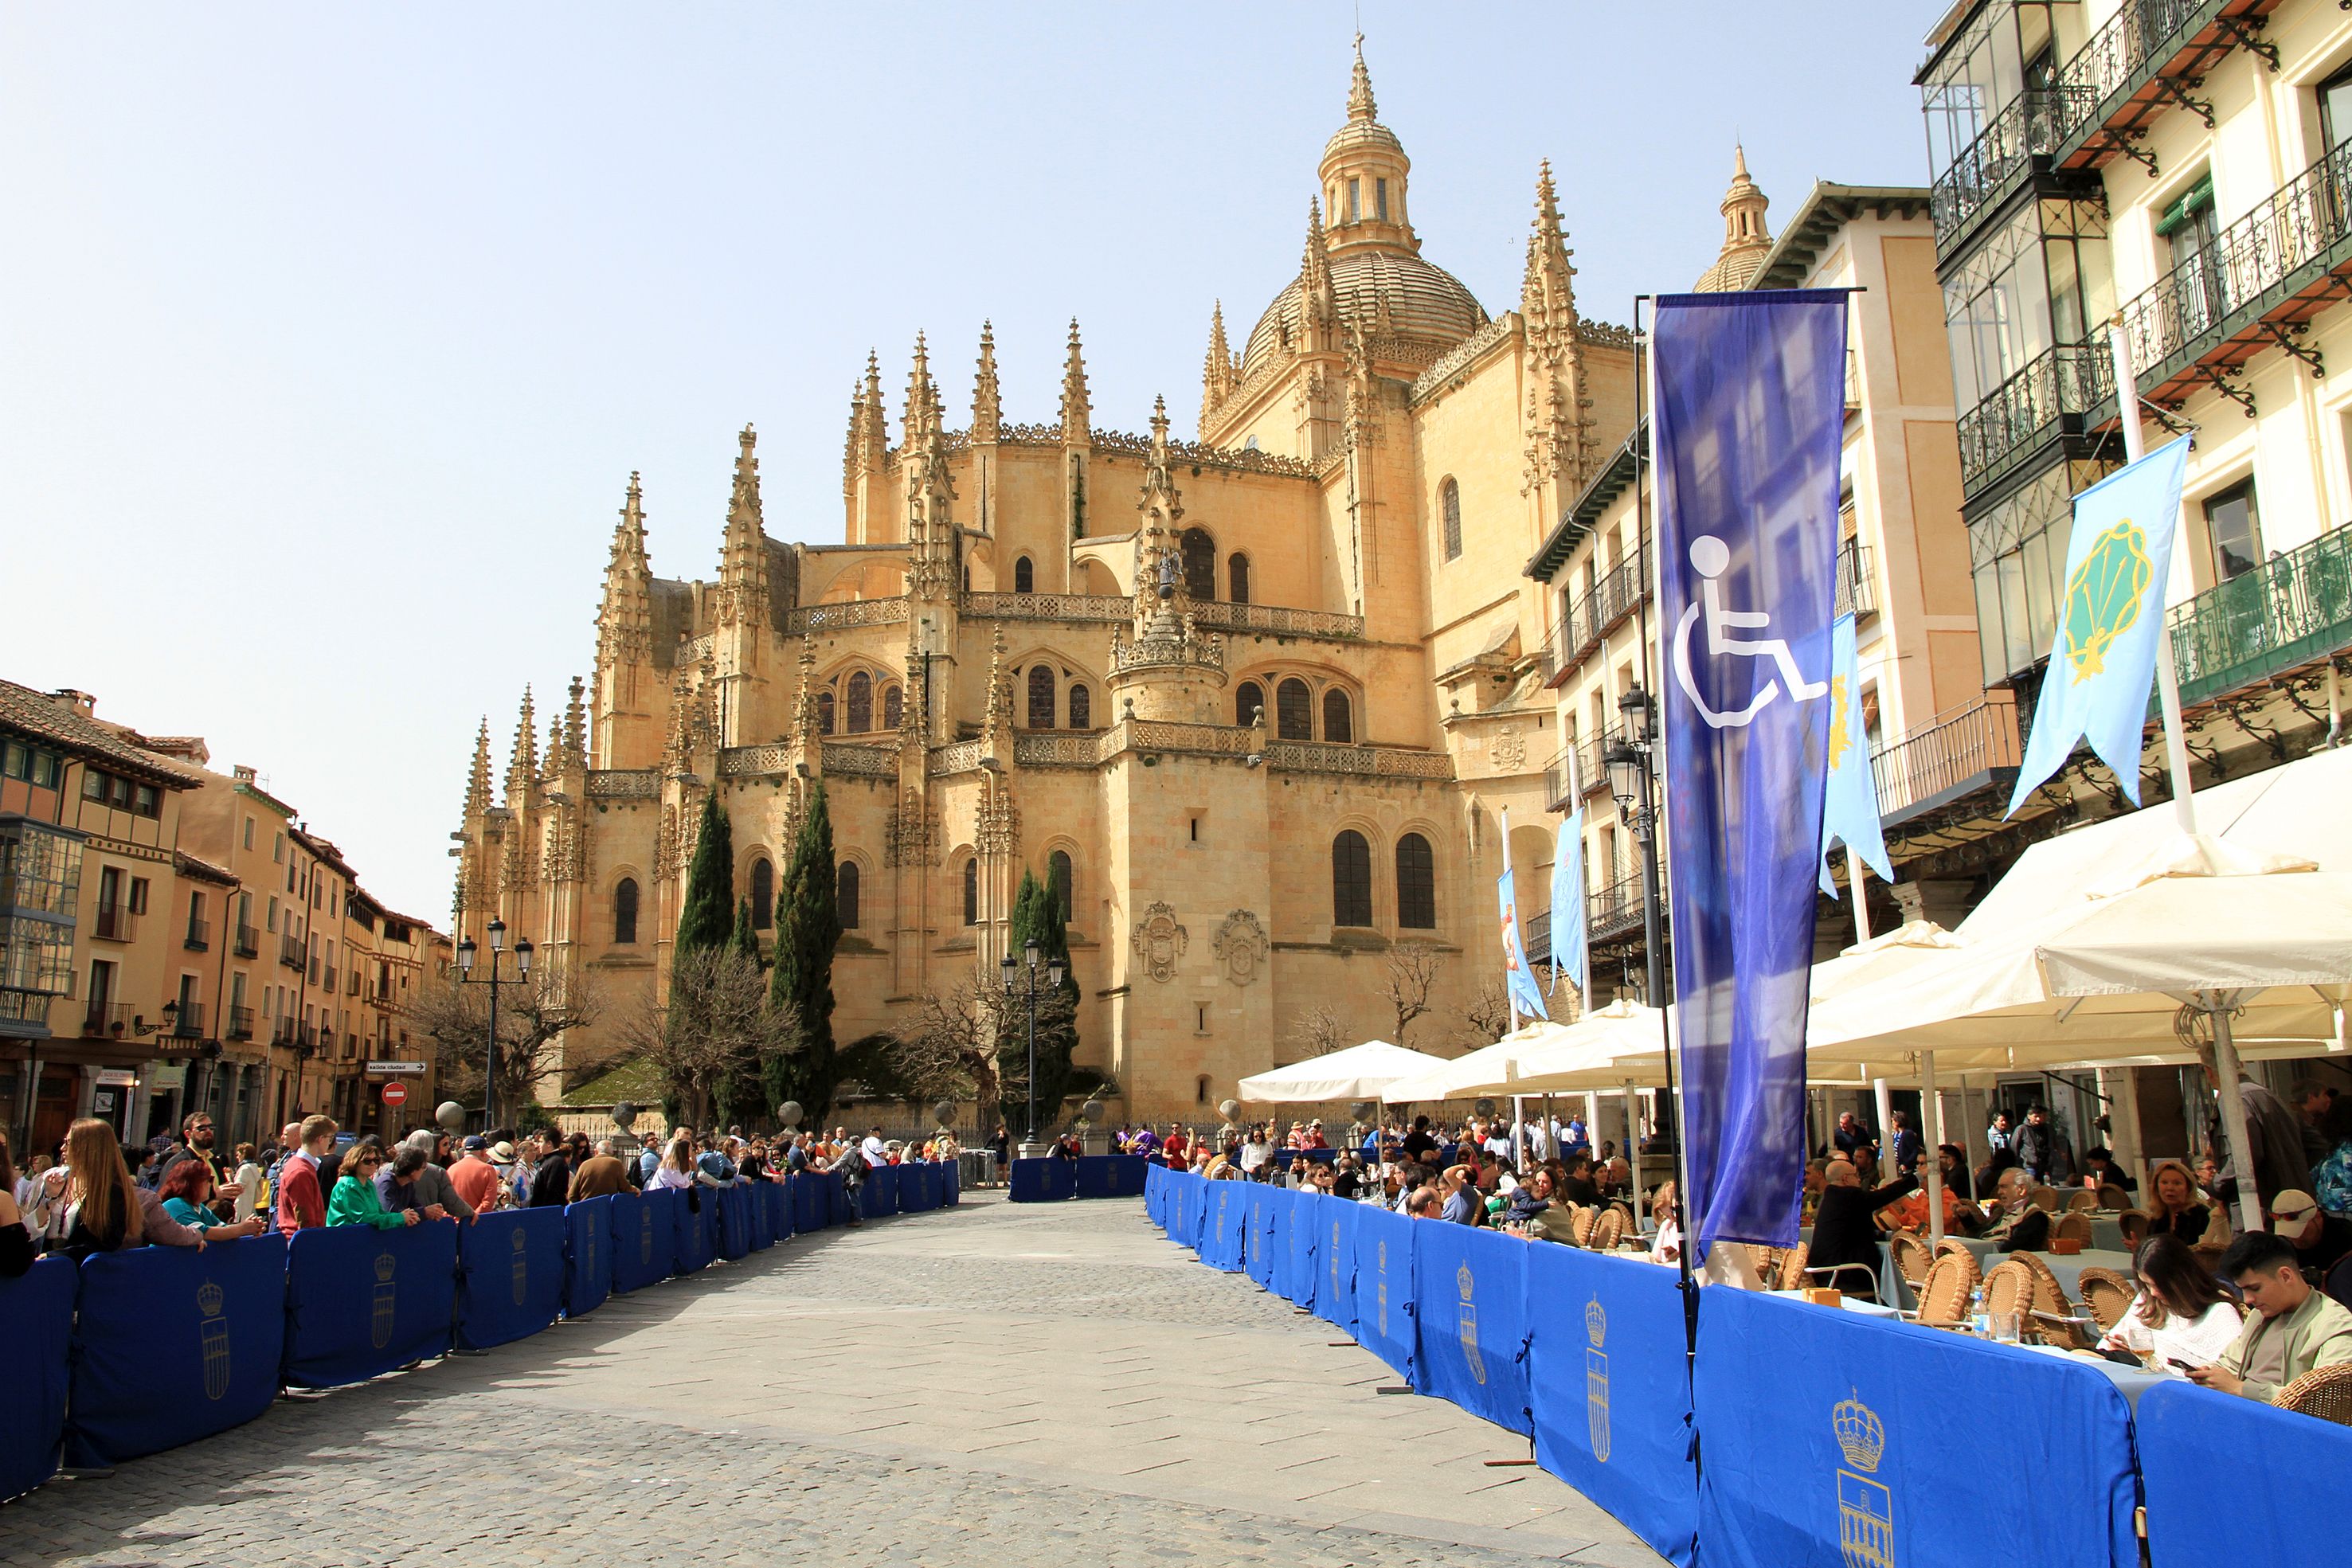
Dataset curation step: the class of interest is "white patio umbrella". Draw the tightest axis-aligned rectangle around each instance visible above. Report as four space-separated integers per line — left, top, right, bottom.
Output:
1235 1039 1454 1105
1810 835 2352 1234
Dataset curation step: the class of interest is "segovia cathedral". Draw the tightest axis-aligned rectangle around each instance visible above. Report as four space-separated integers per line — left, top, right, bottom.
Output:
452 44 1682 1127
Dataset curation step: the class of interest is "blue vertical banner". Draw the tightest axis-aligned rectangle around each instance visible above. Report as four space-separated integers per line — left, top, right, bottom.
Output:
1552 809 1588 998
1816 612 1892 897
1496 808 1550 1022
2006 434 2191 814
1655 289 1848 1253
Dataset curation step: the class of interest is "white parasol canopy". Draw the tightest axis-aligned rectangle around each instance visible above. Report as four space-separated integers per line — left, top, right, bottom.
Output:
1235 1039 1454 1105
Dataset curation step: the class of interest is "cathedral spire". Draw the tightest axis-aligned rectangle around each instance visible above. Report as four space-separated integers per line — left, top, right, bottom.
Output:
562 675 586 774
1347 32 1376 123
716 424 771 627
979 624 1013 766
464 717 493 819
1520 159 1579 336
972 319 1002 443
902 330 933 444
1299 200 1337 350
1694 144 1773 292
905 334 957 599
597 471 655 675
1199 301 1237 422
1059 319 1091 441
1133 393 1185 608
506 686 537 806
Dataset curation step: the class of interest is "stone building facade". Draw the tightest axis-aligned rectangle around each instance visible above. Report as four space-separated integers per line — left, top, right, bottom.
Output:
452 46 1646 1126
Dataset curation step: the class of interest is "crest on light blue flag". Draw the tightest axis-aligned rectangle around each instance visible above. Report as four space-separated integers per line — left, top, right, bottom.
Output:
1497 863 1550 1022
1552 812 1587 996
1817 613 1892 897
2007 436 2190 815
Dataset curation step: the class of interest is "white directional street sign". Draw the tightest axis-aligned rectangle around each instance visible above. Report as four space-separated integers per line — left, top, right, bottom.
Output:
364 1060 427 1075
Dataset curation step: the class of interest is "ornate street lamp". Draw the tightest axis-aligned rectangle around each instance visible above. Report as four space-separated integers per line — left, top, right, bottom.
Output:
456 917 531 1131
1001 935 1063 1155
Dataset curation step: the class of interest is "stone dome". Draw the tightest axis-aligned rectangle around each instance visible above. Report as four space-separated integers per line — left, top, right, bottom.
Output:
1239 249 1488 381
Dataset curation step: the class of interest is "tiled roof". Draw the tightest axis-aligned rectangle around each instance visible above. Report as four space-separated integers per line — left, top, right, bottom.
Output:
0 680 204 786
174 849 240 887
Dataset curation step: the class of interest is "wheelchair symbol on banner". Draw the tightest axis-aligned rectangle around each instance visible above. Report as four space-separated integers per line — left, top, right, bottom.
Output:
1673 534 1827 728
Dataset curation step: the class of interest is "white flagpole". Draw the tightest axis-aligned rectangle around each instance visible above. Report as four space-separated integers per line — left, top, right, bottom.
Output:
2107 318 2198 836
1847 847 1873 942
1499 804 1522 1038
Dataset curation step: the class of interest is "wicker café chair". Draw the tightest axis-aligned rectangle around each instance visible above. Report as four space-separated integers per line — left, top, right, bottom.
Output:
2096 1182 2133 1211
2050 1210 2094 1246
1981 1261 2032 1334
2012 1252 2098 1349
2277 1361 2352 1425
1908 1254 1973 1329
1590 1206 1627 1251
1889 1232 1933 1289
2026 1183 2063 1214
1776 1242 1812 1292
1932 1236 1975 1265
2116 1210 2150 1248
2064 1188 2100 1214
2075 1266 2135 1334
1567 1205 1597 1247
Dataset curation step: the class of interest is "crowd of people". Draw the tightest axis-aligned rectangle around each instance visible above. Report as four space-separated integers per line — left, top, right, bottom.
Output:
0 1110 965 1271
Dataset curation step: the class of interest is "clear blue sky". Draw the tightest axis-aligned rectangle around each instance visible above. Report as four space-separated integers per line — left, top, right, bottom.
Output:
2 3 1944 921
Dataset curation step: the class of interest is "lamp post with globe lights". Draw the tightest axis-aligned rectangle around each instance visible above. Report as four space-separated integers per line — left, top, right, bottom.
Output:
455 917 531 1132
1000 936 1063 1157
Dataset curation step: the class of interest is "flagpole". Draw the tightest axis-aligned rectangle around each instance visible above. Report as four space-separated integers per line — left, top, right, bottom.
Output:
1847 847 1873 942
2107 318 2198 836
1499 805 1523 1038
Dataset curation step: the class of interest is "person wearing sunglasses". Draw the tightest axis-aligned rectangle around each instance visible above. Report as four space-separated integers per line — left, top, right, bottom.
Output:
327 1147 422 1229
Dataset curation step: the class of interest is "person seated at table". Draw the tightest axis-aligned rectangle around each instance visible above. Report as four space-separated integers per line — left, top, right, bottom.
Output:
1497 1165 1555 1228
2266 1189 2352 1309
1439 1165 1485 1226
1597 1156 1633 1202
2190 1232 2352 1403
1403 1184 1442 1219
2080 1145 2137 1197
1807 1159 1917 1300
2098 1234 2242 1373
1800 1159 1830 1222
1877 1159 1983 1239
1983 1168 2054 1253
2146 1159 2229 1249
1556 1152 1600 1207
1647 1180 1767 1288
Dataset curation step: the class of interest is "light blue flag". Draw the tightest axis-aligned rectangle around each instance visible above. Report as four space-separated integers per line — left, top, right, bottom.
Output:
2006 435 2191 816
1550 812 1587 997
1817 612 1893 897
1497 863 1550 1023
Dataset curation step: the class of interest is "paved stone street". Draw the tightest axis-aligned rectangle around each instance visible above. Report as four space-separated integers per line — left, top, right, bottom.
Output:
6 1195 1665 1567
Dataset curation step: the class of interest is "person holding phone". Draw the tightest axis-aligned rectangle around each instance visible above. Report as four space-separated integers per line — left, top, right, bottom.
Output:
2189 1232 2352 1402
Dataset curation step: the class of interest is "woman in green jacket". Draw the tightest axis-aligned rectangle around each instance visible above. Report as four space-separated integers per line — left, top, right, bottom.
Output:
327 1146 417 1229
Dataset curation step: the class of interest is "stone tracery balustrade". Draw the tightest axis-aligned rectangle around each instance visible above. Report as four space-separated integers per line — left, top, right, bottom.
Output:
1410 317 1516 401
820 742 898 777
1266 741 1452 780
780 598 910 635
1012 733 1099 767
1192 601 1364 640
717 745 790 778
585 769 659 799
965 592 1130 623
929 741 984 775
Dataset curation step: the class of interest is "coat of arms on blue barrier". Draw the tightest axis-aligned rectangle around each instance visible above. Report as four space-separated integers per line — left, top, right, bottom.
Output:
1376 1239 1389 1337
1834 1391 1893 1568
198 1279 231 1401
511 1226 530 1305
1584 1298 1610 1462
370 1251 398 1349
640 1206 654 1264
1456 1260 1486 1386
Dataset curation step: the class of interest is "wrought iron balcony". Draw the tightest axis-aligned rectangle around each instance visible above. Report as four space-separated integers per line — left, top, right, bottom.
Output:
280 933 306 971
1544 749 1575 812
1588 870 1645 943
1955 343 2114 496
2169 522 2352 708
1931 88 2092 253
171 1002 205 1039
1836 543 1879 620
83 1001 131 1037
1869 692 2022 826
233 923 260 958
2106 141 2352 424
1555 549 1652 686
2054 0 2276 175
227 1003 256 1041
182 917 209 952
92 905 138 942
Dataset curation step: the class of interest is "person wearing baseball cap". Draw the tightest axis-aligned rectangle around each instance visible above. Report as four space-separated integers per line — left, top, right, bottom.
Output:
448 1134 505 1215
2268 1189 2352 1308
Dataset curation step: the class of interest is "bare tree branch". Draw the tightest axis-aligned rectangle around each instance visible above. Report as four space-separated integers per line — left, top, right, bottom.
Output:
1283 1005 1349 1062
1458 984 1514 1050
885 974 1008 1126
1382 944 1442 1046
614 947 798 1129
405 966 609 1117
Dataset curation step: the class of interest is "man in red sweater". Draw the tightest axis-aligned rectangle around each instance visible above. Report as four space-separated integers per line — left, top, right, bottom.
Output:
275 1114 339 1235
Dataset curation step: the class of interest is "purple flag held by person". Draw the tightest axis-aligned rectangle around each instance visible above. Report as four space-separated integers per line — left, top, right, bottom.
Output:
1653 290 1847 1256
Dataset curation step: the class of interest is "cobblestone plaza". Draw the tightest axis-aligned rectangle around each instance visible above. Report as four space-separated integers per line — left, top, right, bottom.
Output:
2 1195 1663 1567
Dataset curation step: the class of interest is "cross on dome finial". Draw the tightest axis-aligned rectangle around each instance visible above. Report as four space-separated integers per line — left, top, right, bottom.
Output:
1348 33 1376 123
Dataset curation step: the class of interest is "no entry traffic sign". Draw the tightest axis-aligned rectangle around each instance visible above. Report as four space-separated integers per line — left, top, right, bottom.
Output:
381 1081 409 1108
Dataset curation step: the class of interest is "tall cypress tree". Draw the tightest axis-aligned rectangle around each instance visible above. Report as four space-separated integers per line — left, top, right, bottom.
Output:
672 795 734 958
729 896 761 964
1001 868 1078 1139
769 782 841 1120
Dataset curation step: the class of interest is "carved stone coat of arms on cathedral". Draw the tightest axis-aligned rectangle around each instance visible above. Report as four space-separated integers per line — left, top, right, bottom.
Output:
1212 909 1269 987
1132 901 1188 983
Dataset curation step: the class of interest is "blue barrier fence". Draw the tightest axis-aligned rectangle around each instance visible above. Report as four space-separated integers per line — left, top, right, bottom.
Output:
0 1161 957 1504
1012 1154 1155 1200
1145 1163 2295 1568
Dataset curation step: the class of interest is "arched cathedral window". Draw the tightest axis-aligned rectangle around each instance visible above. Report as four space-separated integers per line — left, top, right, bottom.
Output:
1014 555 1034 593
846 671 873 733
836 861 861 930
1276 678 1313 741
1395 834 1435 929
1236 681 1265 727
612 878 639 946
962 858 979 926
1049 849 1074 921
1228 552 1251 604
1323 688 1354 744
749 857 773 929
882 683 903 730
1067 683 1090 729
1441 477 1462 561
1331 831 1372 928
1180 528 1215 600
1027 666 1056 730
816 691 836 736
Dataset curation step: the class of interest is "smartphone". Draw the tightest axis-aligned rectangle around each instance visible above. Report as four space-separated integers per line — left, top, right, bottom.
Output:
2166 1357 2201 1373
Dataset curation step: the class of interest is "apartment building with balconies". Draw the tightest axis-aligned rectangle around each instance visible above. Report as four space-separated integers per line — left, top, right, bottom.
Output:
1920 0 2352 862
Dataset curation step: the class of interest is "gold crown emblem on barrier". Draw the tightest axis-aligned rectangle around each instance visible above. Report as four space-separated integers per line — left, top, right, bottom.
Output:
197 1281 225 1318
374 1253 397 1283
511 1229 527 1253
1585 1299 1607 1347
1457 1261 1475 1300
1833 1392 1885 1474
